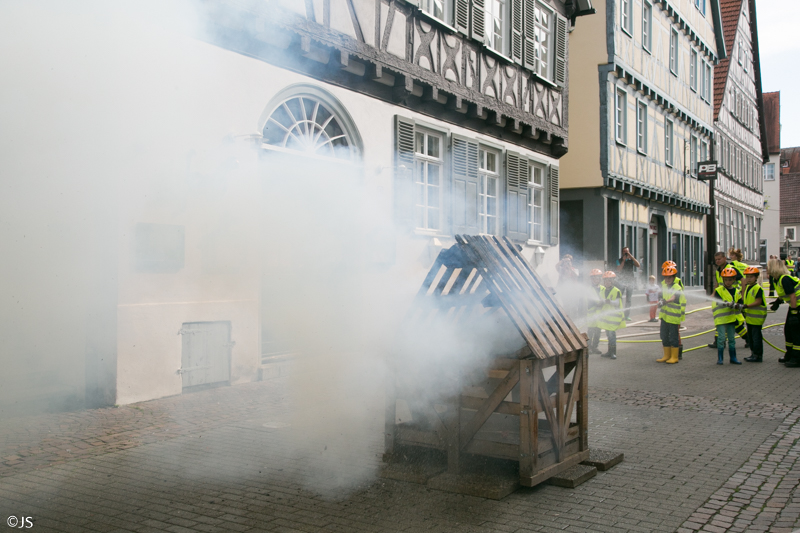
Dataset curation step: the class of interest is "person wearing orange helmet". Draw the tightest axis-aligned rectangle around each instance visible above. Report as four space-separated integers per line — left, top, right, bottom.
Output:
661 260 686 359
712 267 743 365
740 266 766 362
586 269 604 355
708 251 748 350
597 271 626 359
656 265 684 364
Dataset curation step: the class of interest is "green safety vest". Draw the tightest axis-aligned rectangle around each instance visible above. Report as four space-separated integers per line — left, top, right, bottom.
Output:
586 284 603 328
775 274 800 303
742 284 766 326
787 259 796 270
597 286 626 331
731 260 747 276
712 286 741 326
716 262 741 289
659 279 686 324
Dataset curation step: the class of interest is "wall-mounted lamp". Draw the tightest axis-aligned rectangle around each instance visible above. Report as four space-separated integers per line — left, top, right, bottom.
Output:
565 0 596 21
533 246 546 267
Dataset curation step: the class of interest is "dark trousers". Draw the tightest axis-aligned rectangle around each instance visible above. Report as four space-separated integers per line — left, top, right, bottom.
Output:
746 324 763 357
605 330 617 354
787 311 800 360
660 320 680 347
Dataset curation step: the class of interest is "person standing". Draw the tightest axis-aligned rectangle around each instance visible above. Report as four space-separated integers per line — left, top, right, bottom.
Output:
712 268 743 365
708 251 746 349
656 266 684 364
741 266 766 363
597 271 626 359
616 247 640 321
767 258 800 367
645 275 660 322
586 269 604 355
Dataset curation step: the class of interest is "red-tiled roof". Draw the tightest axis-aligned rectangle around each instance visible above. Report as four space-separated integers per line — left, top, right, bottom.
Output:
780 147 800 224
763 92 780 154
713 0 743 121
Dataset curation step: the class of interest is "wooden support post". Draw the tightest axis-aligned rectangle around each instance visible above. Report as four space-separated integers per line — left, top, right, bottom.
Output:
446 393 461 474
578 348 589 451
384 362 397 460
519 360 535 481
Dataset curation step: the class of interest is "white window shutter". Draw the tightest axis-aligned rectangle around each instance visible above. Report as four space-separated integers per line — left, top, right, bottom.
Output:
549 165 560 245
455 0 470 34
555 14 568 86
471 0 486 43
522 0 537 71
451 136 480 235
505 152 529 242
395 116 416 229
510 0 523 64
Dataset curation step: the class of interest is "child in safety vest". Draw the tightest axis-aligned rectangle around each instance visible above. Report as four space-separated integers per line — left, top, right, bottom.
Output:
599 271 625 360
586 269 604 355
656 266 683 364
661 260 686 359
740 266 766 362
712 267 743 365
646 275 660 322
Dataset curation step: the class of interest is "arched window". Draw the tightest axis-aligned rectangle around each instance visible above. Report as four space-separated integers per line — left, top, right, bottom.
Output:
260 86 361 162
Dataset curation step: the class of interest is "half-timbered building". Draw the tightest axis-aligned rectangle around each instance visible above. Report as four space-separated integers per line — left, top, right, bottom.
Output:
560 0 724 285
711 0 768 262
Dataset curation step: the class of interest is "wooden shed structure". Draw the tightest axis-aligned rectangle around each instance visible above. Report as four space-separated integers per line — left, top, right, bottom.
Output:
385 235 589 488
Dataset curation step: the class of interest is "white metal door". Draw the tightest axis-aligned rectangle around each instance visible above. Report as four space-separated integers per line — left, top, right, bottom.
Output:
180 321 232 389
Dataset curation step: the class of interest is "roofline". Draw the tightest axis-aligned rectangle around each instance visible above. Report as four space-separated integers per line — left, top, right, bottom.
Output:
711 0 727 60
749 0 770 161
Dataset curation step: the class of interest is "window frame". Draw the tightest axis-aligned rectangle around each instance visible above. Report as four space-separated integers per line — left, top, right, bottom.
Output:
669 29 679 76
412 126 446 234
636 100 648 154
485 0 509 56
621 0 633 36
534 0 556 82
764 163 775 181
642 1 652 52
478 145 501 235
528 162 547 244
665 118 674 167
615 88 628 145
420 0 451 26
690 134 698 177
786 227 797 242
690 49 697 92
704 61 711 102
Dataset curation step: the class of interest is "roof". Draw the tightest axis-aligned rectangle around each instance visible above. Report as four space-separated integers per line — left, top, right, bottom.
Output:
763 91 780 154
780 147 800 225
403 235 586 360
713 0 743 121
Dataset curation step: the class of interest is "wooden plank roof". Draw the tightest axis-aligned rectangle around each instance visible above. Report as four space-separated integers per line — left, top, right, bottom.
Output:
404 235 587 360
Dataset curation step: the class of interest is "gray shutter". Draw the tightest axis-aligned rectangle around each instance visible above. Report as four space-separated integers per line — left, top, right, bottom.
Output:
452 136 480 235
395 116 416 230
455 0 469 34
522 0 536 71
549 164 559 245
555 14 567 86
471 0 486 43
510 0 523 64
505 152 529 242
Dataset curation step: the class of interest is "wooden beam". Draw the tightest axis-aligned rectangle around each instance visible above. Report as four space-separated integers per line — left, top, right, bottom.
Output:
459 365 520 450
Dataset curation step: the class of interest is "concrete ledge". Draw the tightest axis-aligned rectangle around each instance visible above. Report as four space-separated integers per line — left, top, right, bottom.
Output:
426 471 520 500
547 464 597 488
581 449 624 471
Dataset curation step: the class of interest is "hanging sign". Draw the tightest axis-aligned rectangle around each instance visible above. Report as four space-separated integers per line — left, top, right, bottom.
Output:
697 161 717 181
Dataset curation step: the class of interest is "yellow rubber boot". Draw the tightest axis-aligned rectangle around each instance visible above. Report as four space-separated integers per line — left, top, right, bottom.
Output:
656 347 670 363
666 347 680 364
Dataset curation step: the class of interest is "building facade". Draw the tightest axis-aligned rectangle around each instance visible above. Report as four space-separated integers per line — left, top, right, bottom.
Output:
780 147 800 259
762 91 781 260
561 0 724 285
1 0 590 412
711 0 767 263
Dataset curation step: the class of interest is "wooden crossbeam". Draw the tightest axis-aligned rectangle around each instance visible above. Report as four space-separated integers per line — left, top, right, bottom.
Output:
459 365 520 450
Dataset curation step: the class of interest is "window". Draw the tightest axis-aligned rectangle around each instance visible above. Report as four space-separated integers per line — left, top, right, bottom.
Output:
786 227 797 241
621 0 632 35
421 0 447 23
529 164 545 242
695 0 706 15
690 134 698 176
690 49 697 92
637 101 648 153
479 148 499 235
665 119 674 167
701 139 709 162
486 0 507 54
533 1 554 81
642 2 652 51
615 89 627 144
744 49 749 73
414 129 444 231
670 29 678 75
263 95 357 160
738 42 743 65
764 163 775 181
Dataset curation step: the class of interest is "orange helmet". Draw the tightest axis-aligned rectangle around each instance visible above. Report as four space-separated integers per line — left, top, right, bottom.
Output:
602 271 616 279
744 266 760 275
721 267 737 278
662 266 677 276
662 260 677 269
590 269 603 276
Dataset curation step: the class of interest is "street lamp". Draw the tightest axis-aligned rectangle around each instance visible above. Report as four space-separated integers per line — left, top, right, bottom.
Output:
565 0 596 20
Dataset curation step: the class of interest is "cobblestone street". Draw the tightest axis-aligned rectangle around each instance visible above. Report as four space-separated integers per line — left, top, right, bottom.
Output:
3 302 800 533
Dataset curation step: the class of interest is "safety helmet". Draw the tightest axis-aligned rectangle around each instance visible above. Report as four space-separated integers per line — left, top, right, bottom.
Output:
590 268 603 276
602 271 616 279
662 260 677 269
721 267 737 278
662 266 677 276
744 266 760 275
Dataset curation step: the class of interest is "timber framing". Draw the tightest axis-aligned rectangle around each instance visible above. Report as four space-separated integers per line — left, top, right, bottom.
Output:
203 0 571 157
605 172 711 214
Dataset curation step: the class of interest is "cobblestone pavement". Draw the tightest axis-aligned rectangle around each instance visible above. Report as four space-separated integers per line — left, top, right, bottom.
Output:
2 302 800 532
